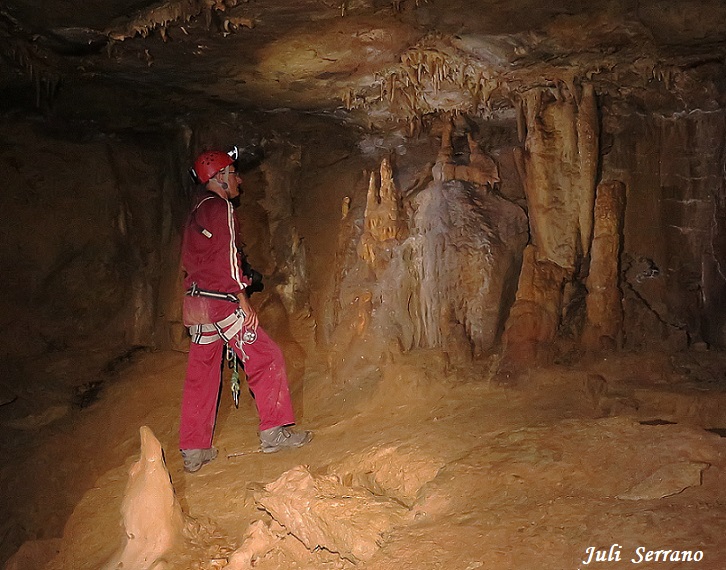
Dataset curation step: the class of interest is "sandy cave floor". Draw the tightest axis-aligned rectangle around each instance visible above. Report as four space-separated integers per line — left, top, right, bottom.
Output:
1 345 726 570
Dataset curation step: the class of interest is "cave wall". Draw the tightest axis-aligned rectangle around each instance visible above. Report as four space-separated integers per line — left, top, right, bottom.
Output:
0 114 328 367
2 98 725 382
0 118 183 360
603 109 726 349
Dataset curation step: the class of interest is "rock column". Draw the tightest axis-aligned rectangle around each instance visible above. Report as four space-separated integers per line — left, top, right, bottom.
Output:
501 82 600 371
582 181 626 350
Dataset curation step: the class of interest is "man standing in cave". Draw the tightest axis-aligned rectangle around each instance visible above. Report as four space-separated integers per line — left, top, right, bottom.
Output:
178 148 312 473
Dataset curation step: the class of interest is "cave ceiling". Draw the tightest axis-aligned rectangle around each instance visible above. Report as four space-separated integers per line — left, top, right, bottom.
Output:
1 0 726 132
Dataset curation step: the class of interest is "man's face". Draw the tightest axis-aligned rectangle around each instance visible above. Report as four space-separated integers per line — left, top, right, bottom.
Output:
218 166 242 199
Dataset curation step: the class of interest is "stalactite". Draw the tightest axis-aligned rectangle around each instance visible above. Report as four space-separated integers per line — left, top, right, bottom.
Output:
432 114 500 188
519 83 598 270
348 36 510 125
106 0 243 40
576 83 600 255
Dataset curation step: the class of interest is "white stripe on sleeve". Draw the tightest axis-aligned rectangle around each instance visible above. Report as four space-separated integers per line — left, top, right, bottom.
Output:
226 201 244 288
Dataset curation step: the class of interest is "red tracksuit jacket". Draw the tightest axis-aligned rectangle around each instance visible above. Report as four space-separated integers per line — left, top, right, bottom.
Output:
181 192 251 325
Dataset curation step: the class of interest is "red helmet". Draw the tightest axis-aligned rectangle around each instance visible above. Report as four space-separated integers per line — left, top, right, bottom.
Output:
192 150 234 184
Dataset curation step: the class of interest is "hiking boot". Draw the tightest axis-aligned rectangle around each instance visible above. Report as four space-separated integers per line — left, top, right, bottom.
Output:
181 447 218 473
259 426 313 453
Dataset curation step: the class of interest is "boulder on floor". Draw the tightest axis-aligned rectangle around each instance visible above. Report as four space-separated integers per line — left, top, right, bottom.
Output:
256 465 408 562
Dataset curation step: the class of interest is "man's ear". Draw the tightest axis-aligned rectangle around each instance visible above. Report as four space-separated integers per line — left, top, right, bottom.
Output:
208 173 229 193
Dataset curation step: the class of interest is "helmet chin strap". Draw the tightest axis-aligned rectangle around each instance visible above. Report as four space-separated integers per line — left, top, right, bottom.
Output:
215 168 232 195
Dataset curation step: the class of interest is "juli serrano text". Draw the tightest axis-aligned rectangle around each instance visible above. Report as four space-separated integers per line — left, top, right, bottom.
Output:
582 544 704 565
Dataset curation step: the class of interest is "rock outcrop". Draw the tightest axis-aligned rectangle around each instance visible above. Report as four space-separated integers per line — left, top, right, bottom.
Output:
100 427 187 570
256 465 408 563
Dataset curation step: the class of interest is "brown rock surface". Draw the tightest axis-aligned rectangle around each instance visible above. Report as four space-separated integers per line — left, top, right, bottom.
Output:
256 465 408 563
99 426 187 570
583 180 627 350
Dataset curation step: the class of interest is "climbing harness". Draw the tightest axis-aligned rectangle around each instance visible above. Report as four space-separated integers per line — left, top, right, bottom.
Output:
187 309 245 344
226 326 257 408
187 308 255 409
185 284 258 408
186 282 239 304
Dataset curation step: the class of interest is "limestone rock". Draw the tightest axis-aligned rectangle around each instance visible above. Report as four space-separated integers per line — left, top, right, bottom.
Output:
101 426 187 570
582 180 626 350
4 405 69 430
0 382 16 407
256 465 408 562
617 461 709 500
332 445 445 507
3 539 61 570
225 520 281 570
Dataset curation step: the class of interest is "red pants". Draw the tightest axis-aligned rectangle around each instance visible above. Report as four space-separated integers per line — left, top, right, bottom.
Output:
179 326 296 450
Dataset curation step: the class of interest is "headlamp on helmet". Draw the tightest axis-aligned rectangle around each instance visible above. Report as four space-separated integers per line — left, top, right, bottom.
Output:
189 146 239 184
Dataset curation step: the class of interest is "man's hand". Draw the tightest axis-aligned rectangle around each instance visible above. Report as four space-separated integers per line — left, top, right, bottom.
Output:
237 290 259 330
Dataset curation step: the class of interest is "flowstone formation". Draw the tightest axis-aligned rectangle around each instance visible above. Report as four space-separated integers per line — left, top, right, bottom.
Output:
256 465 408 563
330 119 528 372
501 82 600 368
241 444 446 567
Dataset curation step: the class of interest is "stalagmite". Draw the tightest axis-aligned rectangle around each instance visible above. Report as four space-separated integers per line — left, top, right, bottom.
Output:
101 426 188 570
582 181 626 350
341 195 351 219
357 171 381 266
500 245 569 368
357 158 407 270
